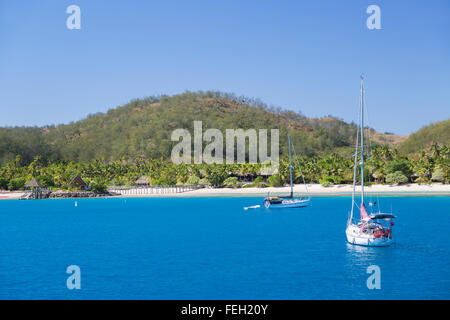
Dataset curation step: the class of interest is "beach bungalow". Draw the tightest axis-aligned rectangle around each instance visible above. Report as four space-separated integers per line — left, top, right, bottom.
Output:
24 178 43 199
135 175 150 187
68 175 88 191
25 178 42 189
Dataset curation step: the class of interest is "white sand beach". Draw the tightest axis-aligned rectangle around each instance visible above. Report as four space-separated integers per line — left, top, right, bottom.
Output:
1 184 449 200
171 183 450 197
112 183 450 198
0 192 26 200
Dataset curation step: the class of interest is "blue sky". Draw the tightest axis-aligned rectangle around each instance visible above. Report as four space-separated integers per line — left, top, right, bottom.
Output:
0 0 449 134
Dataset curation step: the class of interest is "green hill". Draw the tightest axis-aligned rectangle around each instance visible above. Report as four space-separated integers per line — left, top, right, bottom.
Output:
398 119 450 154
0 91 409 165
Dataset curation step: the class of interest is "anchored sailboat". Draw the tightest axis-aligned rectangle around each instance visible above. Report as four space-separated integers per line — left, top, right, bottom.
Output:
264 136 311 209
346 77 396 246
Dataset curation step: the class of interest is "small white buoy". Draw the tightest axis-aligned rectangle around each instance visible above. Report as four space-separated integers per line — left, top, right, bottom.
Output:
75 201 78 207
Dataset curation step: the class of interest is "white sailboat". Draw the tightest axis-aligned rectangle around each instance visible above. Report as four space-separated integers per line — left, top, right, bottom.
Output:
346 77 396 246
264 136 311 209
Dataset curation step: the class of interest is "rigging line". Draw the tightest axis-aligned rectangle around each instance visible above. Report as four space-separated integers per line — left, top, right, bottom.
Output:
361 74 371 150
290 140 310 196
377 193 381 214
363 83 373 157
360 76 365 204
363 81 374 206
350 94 361 224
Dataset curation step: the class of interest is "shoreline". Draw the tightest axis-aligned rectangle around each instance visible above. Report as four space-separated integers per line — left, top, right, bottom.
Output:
1 184 449 200
114 183 450 198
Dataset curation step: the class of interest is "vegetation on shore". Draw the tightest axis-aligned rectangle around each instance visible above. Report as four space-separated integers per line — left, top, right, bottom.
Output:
0 144 447 192
0 92 448 191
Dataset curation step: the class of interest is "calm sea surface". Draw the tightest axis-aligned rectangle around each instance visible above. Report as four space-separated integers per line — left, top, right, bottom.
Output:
0 196 448 299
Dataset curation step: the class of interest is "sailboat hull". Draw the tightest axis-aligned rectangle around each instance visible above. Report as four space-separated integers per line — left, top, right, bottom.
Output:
264 198 311 209
345 224 393 247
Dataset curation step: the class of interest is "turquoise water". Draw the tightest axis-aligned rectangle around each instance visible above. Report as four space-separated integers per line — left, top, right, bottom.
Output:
0 196 449 299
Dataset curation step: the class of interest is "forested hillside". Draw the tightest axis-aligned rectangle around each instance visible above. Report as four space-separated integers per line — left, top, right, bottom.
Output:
0 91 376 165
398 120 450 154
1 91 447 168
0 91 448 190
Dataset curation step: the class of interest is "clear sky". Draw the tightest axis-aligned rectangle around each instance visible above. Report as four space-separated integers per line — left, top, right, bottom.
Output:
0 0 449 134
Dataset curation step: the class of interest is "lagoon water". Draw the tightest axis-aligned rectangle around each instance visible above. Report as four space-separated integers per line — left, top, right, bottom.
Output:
0 196 449 299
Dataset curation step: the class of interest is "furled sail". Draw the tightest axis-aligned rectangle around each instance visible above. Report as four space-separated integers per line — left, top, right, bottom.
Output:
360 202 369 220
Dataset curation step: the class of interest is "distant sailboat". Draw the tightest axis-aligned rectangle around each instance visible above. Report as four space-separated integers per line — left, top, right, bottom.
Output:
264 136 311 209
346 77 396 246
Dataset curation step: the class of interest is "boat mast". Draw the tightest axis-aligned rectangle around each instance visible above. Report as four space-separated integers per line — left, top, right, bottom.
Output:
360 76 365 204
288 135 294 198
350 78 363 224
350 117 359 224
291 142 310 197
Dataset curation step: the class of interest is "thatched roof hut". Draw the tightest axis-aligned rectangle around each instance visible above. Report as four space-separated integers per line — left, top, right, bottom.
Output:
135 175 150 186
69 175 88 190
25 178 42 188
